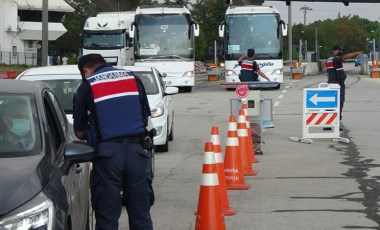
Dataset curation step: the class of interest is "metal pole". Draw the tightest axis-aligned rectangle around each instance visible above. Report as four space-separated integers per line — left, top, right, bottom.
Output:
214 40 217 64
315 28 318 61
299 39 302 63
41 0 48 66
288 2 292 63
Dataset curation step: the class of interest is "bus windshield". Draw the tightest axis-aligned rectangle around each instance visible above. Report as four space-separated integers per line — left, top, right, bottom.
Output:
83 30 125 50
134 14 194 59
225 14 282 60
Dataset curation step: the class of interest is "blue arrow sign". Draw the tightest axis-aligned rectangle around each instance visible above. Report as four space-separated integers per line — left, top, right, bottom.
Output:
306 90 338 108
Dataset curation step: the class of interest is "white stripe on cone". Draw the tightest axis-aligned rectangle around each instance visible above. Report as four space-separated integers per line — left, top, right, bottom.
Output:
201 173 219 186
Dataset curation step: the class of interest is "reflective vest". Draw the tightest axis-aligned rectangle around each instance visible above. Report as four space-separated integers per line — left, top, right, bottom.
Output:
86 66 145 141
326 55 345 83
239 58 259 82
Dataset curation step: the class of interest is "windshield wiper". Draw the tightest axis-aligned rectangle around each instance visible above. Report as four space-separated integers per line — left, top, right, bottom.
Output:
140 55 190 61
256 53 277 59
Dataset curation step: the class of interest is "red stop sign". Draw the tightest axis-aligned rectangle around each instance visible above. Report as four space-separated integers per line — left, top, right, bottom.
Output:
235 85 249 98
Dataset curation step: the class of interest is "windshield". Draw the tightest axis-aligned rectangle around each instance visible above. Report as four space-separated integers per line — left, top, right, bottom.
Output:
132 71 159 95
134 14 194 59
225 14 282 60
83 30 125 50
42 80 82 114
0 95 41 157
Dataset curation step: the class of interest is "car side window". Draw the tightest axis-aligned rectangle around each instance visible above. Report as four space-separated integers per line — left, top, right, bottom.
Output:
43 91 66 153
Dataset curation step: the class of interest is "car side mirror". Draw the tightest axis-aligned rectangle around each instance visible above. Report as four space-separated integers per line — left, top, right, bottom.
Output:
62 141 96 175
164 86 179 96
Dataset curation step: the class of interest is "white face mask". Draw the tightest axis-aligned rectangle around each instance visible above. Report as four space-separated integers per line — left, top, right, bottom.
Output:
10 119 31 137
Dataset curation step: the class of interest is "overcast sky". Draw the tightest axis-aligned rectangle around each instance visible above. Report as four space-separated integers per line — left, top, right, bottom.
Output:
265 1 380 25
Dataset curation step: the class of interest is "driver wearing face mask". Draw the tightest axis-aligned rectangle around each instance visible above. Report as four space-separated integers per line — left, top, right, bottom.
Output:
0 100 32 150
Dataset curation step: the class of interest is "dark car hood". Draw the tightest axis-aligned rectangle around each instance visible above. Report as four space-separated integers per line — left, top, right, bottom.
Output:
0 155 45 216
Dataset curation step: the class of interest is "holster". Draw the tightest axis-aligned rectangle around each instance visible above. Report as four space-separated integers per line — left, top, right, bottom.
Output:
143 128 157 150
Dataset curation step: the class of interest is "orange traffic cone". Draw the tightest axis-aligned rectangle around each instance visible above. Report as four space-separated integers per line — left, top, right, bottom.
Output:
224 116 250 190
195 142 226 230
237 109 257 176
210 126 235 216
242 102 259 163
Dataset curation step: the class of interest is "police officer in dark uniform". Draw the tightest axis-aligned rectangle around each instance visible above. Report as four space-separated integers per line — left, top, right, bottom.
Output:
237 48 271 82
326 45 362 124
73 54 154 230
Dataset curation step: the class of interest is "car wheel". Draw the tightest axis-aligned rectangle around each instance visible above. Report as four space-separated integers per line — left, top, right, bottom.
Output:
168 116 174 141
274 84 280 90
156 139 169 152
183 86 192 92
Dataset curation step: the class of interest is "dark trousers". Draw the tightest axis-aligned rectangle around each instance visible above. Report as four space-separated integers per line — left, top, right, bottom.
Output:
328 80 345 120
91 141 154 230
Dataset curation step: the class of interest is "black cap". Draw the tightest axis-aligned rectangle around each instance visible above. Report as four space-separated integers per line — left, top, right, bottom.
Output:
77 53 105 73
332 44 343 51
247 48 255 55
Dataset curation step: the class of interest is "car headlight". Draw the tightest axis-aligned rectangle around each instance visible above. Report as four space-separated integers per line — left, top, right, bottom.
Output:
151 102 164 118
0 200 54 230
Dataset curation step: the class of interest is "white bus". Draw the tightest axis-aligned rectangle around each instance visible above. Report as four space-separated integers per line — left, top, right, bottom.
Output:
130 6 199 92
82 11 135 66
219 5 287 89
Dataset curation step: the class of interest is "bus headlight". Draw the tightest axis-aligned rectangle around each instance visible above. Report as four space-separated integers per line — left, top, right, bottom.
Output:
182 71 194 78
226 70 237 76
270 68 283 75
0 200 54 229
219 62 225 68
151 102 164 118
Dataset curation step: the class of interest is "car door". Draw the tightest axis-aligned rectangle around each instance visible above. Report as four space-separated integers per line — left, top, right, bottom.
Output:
43 90 90 230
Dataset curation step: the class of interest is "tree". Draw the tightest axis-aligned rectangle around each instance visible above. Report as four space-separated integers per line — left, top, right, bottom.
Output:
51 0 99 63
191 0 228 61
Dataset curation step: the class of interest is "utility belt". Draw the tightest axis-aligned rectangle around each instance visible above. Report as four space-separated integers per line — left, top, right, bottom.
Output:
106 136 143 144
105 130 155 151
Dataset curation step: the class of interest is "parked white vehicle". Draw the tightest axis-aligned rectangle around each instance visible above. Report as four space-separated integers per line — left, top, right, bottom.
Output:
121 66 178 152
219 5 287 89
16 65 178 152
16 65 82 124
82 11 135 66
129 6 199 92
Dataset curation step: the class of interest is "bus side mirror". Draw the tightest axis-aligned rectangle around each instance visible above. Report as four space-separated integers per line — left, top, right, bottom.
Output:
219 24 225 38
129 23 136 38
280 20 287 36
193 23 200 37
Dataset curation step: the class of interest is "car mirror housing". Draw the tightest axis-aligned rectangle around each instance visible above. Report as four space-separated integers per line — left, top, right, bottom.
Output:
62 141 96 175
164 86 179 96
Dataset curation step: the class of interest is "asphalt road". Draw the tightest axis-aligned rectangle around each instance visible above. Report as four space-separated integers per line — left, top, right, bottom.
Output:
119 62 380 229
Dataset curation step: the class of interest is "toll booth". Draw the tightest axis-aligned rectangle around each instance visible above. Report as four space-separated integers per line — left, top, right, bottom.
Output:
206 63 221 81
